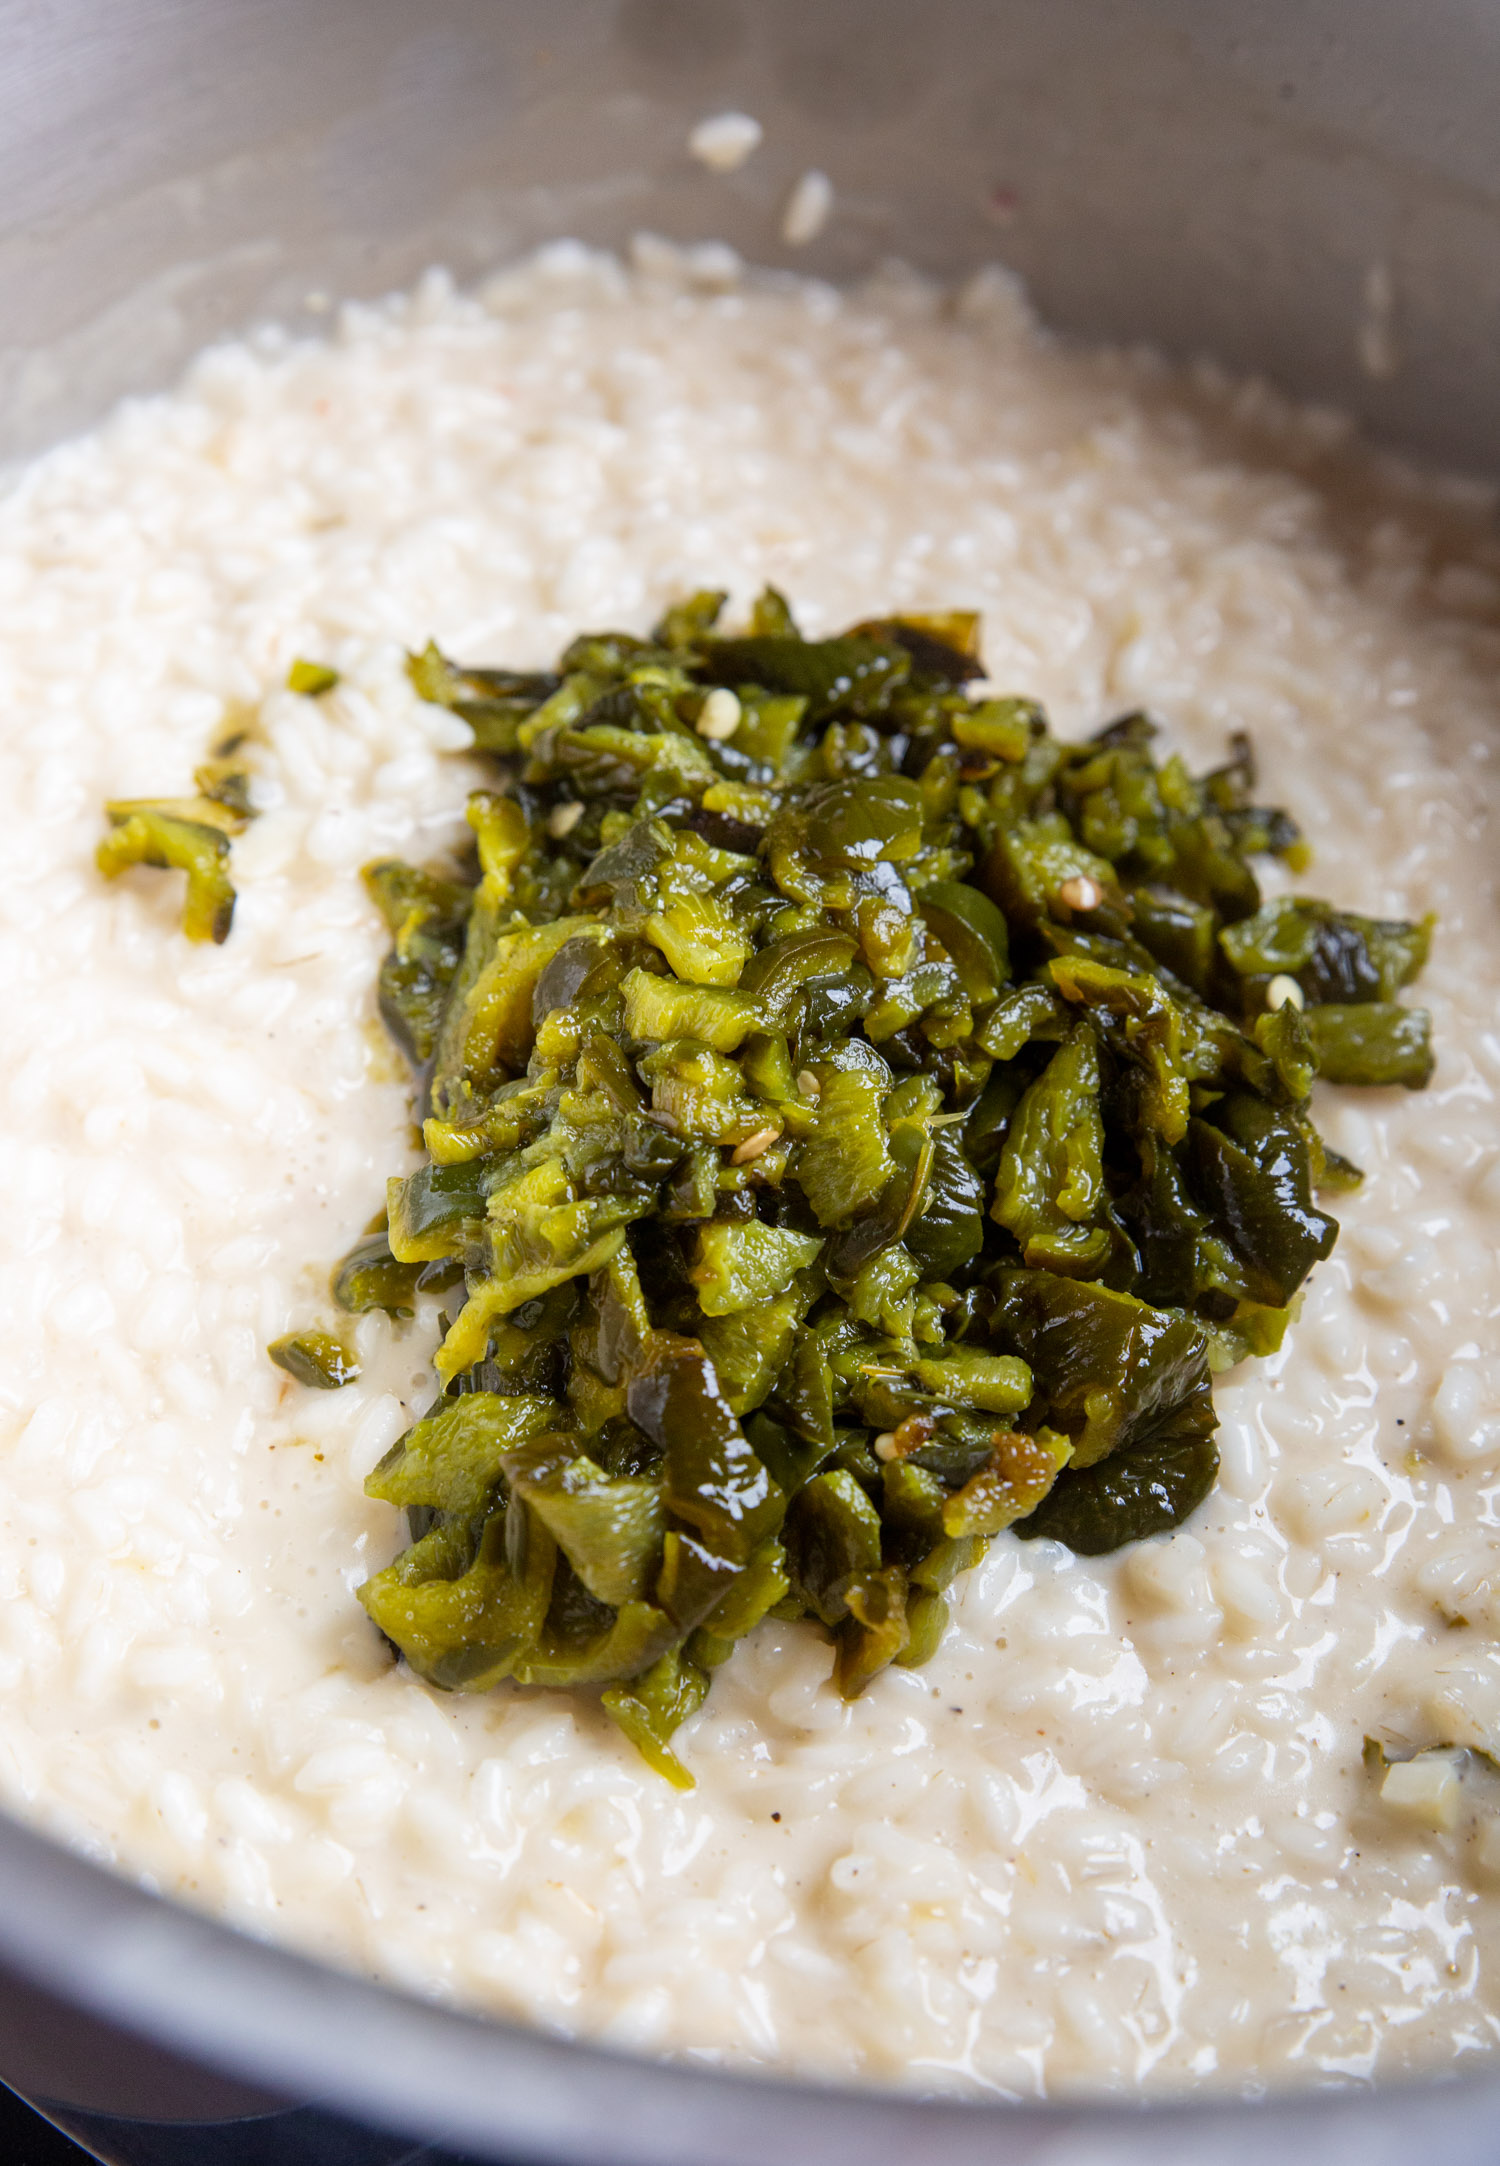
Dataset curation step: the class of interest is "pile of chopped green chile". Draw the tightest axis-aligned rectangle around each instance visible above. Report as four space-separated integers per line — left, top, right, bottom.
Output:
100 590 1436 1785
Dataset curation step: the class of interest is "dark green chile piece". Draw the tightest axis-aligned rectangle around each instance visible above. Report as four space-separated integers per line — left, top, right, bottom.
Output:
515 1459 665 1608
917 881 1011 1000
991 1026 1111 1276
332 1230 424 1318
1254 1001 1316 1104
358 1507 557 1694
959 1067 1029 1178
363 861 473 944
1185 1093 1338 1308
267 1331 359 1389
835 1564 912 1697
974 982 1070 1064
652 588 728 648
744 1409 839 1499
574 817 672 909
626 1336 783 1563
1115 1135 1216 1311
988 1269 1213 1472
407 643 559 753
1016 1397 1219 1554
702 635 911 721
1307 1003 1434 1089
740 926 859 1020
1128 885 1217 994
515 1585 677 1692
656 1530 742 1633
848 613 985 684
601 1648 710 1789
193 759 255 818
376 953 454 1068
363 861 473 1066
1220 898 1432 1005
368 1391 559 1522
783 1470 883 1626
388 1159 491 1260
904 1127 986 1281
766 777 924 905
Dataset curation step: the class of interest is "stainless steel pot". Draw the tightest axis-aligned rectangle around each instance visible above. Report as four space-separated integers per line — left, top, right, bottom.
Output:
1 3 1497 2158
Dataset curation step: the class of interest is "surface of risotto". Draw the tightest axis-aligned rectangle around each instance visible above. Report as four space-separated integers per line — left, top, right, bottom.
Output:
0 241 1498 2094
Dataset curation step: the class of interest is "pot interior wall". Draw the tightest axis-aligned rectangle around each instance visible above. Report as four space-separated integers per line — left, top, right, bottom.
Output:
1 0 1498 471
0 1 1499 2159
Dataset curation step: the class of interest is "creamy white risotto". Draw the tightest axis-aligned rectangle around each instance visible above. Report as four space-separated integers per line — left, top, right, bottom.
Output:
0 240 1499 2096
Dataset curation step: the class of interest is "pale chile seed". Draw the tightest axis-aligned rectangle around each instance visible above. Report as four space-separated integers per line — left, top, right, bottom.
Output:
731 1125 782 1164
1058 875 1103 912
697 688 742 741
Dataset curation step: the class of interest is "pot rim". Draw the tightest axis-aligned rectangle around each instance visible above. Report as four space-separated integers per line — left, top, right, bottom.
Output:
0 1807 1493 2166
